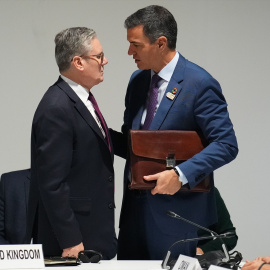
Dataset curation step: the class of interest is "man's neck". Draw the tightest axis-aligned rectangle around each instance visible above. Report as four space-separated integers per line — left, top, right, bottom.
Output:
61 70 92 90
153 50 177 73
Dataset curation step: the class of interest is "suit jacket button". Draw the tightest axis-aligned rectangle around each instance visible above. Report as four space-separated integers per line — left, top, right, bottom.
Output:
108 203 114 209
108 176 113 182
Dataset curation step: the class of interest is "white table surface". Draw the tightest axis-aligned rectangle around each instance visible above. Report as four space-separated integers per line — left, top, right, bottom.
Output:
3 259 245 269
76 260 162 269
37 260 162 270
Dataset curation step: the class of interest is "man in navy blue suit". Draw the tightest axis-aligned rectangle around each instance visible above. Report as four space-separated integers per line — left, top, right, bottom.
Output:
110 5 238 260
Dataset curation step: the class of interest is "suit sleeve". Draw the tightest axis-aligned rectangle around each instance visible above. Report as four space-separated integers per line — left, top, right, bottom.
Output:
109 71 139 160
33 104 82 249
109 128 128 159
178 76 238 188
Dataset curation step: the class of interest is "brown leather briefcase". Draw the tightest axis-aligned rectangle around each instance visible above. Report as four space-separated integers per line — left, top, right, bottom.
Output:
129 130 210 192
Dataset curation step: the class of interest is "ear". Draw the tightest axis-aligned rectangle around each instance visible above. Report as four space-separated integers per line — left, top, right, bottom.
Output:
157 36 167 50
72 56 84 71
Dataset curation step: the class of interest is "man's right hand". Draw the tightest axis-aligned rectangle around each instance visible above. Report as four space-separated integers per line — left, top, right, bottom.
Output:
62 242 84 258
143 169 181 195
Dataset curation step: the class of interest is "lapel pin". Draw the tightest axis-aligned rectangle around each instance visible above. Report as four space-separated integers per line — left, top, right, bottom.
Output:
172 88 177 94
166 92 175 100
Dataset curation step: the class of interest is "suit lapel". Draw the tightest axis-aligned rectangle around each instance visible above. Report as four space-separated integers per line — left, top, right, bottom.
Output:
56 77 112 154
132 71 151 129
150 53 186 130
132 106 144 129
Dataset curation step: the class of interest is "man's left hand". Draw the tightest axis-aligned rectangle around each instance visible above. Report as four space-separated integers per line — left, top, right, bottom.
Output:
143 169 181 195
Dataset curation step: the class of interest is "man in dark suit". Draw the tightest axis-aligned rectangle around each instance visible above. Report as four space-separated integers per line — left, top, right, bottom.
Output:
0 169 30 244
110 5 238 260
27 27 117 259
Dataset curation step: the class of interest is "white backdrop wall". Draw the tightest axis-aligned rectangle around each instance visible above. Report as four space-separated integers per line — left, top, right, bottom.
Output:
0 0 269 260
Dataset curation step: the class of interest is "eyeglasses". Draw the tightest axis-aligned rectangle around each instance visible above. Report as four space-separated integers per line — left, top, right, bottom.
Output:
80 52 104 64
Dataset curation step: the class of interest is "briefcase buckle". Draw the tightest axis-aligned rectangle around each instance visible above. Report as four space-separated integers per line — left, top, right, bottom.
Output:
166 153 176 168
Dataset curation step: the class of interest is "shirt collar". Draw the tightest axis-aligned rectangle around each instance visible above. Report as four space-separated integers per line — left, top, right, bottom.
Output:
60 75 89 102
151 51 179 82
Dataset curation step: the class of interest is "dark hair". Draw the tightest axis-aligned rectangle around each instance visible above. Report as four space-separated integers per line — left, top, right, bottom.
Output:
124 5 177 50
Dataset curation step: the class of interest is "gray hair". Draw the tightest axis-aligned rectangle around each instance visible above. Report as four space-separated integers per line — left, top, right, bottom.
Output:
55 27 97 72
124 5 177 50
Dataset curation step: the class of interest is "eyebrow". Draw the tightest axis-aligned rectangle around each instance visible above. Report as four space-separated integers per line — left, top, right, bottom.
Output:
130 41 142 45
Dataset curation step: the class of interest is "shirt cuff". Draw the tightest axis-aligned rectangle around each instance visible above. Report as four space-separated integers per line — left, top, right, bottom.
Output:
175 167 188 185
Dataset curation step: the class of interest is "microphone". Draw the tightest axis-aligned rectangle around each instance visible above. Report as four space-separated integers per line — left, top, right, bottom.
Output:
167 210 231 261
161 211 235 270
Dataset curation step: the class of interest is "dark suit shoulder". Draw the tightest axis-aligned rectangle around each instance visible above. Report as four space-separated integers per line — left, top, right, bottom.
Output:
1 169 30 182
178 58 222 99
33 83 76 126
40 84 71 107
184 57 218 84
0 169 30 195
129 69 150 84
35 77 78 111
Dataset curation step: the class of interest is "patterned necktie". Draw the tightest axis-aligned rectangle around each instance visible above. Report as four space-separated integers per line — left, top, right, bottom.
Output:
88 92 111 152
142 74 162 130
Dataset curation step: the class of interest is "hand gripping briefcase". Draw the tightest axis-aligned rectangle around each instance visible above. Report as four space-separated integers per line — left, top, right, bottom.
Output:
129 130 210 192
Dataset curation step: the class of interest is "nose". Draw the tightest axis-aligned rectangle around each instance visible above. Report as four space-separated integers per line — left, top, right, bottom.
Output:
128 44 134 56
102 56 108 65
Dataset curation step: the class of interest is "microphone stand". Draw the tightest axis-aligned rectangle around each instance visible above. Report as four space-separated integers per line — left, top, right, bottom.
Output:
161 233 233 270
162 210 236 270
167 210 231 262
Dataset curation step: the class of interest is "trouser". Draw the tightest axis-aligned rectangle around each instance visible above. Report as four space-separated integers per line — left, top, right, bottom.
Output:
117 188 197 260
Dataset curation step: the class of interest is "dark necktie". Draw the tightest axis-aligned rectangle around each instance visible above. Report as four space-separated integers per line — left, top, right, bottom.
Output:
142 74 162 130
88 92 111 152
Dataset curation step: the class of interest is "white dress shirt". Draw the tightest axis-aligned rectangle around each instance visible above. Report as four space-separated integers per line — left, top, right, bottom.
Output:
60 75 106 138
141 52 188 185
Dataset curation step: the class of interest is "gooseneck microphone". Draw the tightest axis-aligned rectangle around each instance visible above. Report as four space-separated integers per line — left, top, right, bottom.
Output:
167 210 231 261
161 210 235 270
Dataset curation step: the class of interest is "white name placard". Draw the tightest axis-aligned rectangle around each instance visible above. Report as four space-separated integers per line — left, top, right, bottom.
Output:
0 244 44 269
173 254 202 270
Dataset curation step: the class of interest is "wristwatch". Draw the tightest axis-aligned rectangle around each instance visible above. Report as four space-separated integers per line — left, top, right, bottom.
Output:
173 167 180 176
